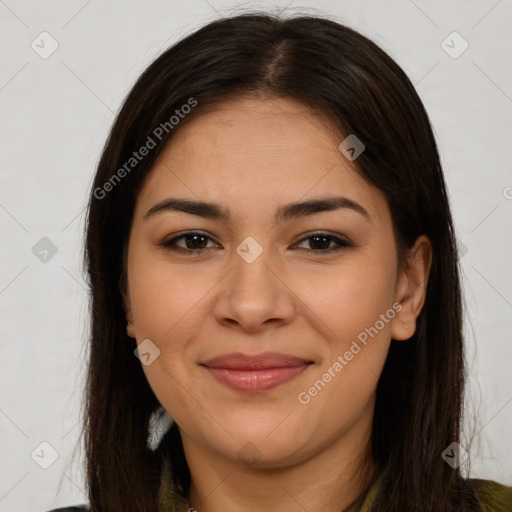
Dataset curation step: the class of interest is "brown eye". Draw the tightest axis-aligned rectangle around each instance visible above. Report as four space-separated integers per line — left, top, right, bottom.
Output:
293 232 353 253
161 232 219 254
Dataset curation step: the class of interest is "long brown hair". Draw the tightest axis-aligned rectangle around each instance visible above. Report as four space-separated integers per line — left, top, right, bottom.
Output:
80 11 479 511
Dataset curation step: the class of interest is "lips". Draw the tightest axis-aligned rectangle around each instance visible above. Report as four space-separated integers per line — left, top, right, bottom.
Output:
200 352 313 392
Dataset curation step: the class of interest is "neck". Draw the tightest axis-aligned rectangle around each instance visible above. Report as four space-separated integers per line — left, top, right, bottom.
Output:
181 401 376 512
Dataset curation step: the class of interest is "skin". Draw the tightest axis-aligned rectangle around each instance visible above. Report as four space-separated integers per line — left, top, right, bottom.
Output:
123 96 432 512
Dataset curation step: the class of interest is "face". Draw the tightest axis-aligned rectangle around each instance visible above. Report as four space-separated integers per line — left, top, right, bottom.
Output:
123 96 427 469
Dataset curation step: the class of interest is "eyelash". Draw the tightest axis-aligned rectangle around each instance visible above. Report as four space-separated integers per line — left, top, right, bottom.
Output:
160 231 353 255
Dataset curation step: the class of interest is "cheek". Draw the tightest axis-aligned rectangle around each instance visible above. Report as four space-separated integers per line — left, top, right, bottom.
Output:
294 249 396 410
128 260 211 425
299 251 397 343
129 257 218 342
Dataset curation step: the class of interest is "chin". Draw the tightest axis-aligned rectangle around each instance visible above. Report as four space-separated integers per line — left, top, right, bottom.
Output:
211 420 312 466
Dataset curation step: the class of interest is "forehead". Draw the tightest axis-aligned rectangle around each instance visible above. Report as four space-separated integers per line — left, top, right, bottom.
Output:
162 96 343 170
134 96 388 225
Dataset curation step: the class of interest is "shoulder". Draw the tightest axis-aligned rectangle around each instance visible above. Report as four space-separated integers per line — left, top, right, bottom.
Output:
45 506 89 512
467 478 512 512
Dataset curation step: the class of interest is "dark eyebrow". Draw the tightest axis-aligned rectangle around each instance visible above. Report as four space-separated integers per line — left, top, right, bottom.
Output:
144 196 371 223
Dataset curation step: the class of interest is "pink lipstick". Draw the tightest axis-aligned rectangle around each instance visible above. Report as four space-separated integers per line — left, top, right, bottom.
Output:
200 352 313 392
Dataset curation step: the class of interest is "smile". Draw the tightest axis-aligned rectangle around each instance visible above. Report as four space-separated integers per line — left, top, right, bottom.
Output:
200 352 314 392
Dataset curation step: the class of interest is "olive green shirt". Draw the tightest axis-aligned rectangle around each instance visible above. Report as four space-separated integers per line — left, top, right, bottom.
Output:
47 454 512 512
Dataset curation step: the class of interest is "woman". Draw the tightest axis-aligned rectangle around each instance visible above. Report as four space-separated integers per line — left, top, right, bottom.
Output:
48 11 512 512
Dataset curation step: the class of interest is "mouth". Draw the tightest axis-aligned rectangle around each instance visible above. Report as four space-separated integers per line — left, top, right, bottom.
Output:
199 352 314 392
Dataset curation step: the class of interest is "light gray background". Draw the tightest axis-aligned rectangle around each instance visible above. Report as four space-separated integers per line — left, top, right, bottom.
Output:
1 0 511 510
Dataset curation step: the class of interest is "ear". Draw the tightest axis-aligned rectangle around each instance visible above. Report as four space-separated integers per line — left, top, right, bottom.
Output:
391 235 432 341
121 283 136 339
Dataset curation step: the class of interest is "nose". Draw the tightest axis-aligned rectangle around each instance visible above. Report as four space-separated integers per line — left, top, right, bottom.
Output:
213 243 297 333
